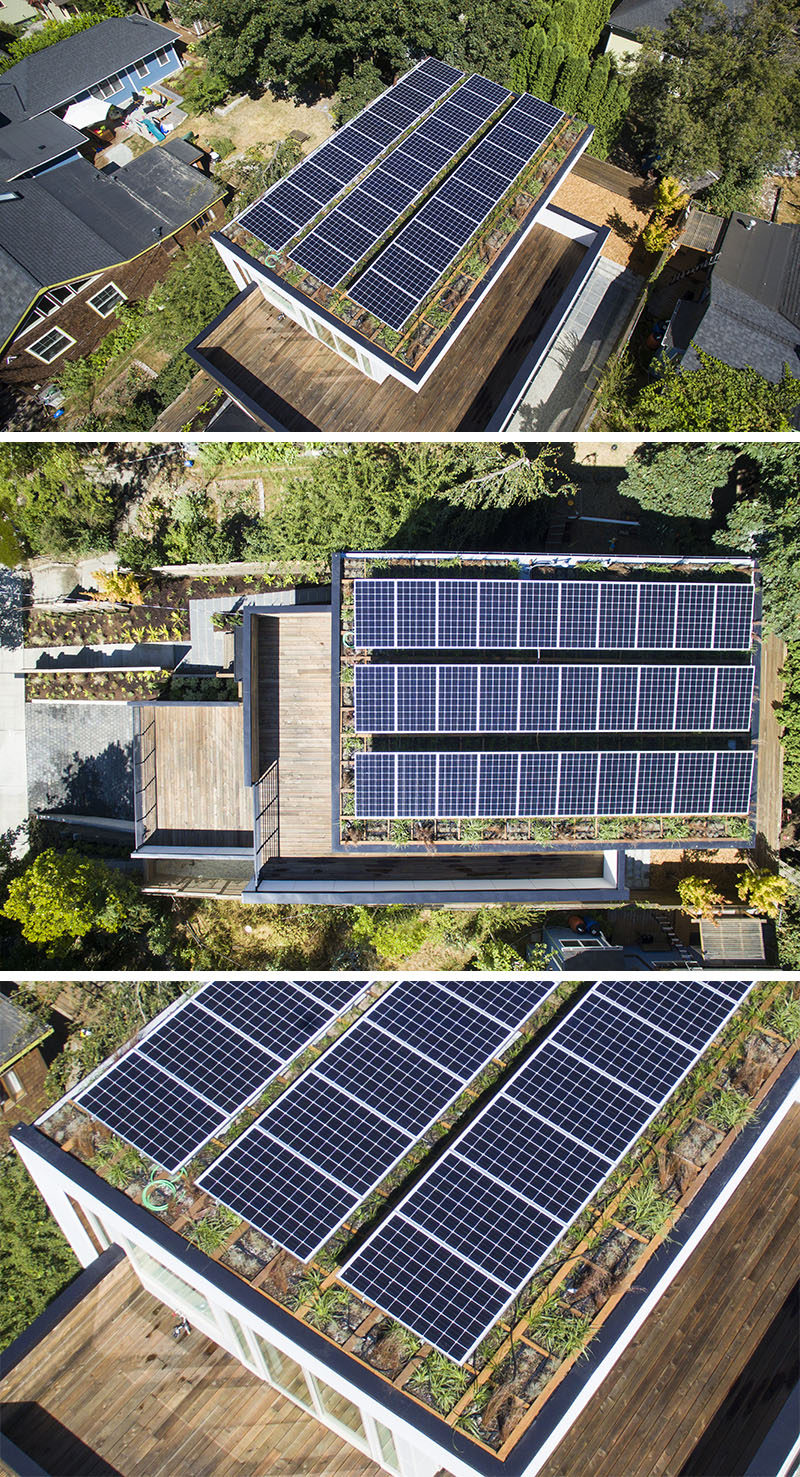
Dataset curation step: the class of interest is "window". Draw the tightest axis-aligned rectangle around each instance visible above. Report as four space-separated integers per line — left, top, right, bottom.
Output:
155 47 171 65
88 283 126 318
91 74 121 101
312 1377 368 1447
134 57 150 79
2 1068 23 1098
28 326 75 363
373 1420 400 1473
126 1243 215 1320
251 1334 314 1411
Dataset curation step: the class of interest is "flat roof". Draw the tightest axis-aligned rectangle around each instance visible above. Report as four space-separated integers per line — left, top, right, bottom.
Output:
219 61 589 382
133 702 252 850
28 972 798 1471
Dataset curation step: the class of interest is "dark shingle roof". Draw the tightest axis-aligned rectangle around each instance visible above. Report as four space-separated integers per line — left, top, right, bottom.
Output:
682 213 800 384
0 112 86 182
0 16 179 121
0 993 51 1070
0 150 223 347
608 0 741 34
162 135 203 167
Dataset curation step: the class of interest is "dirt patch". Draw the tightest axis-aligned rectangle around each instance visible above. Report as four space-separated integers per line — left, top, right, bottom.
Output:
672 1117 725 1165
185 90 334 163
553 172 653 269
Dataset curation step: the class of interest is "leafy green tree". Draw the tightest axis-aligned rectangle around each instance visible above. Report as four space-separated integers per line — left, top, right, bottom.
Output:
627 351 800 432
627 0 800 210
0 4 125 70
717 445 800 640
178 70 230 114
775 645 800 797
618 443 738 522
222 139 303 213
2 850 142 950
0 1150 80 1351
677 875 726 918
736 868 791 917
334 60 385 124
0 446 121 558
145 243 236 355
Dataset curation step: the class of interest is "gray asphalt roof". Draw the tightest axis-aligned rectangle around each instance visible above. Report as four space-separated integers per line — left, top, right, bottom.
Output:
0 992 51 1069
608 0 741 33
0 150 223 347
0 16 179 121
0 112 85 182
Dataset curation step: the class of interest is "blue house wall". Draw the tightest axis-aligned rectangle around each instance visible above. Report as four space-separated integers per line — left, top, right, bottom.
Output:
70 43 182 114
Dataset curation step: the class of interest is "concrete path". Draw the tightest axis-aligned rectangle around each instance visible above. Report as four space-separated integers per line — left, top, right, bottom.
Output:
0 571 28 841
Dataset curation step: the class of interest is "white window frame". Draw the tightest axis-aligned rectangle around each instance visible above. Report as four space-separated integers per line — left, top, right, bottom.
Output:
134 57 150 80
154 47 171 66
87 282 127 318
28 326 75 363
2 1068 23 1097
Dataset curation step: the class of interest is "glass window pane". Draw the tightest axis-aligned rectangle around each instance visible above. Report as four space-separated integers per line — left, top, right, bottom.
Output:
226 1312 257 1369
374 1420 400 1473
128 1243 213 1319
314 1377 367 1444
253 1334 314 1410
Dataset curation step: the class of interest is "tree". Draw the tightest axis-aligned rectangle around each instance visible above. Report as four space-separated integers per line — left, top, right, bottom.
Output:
0 4 125 71
627 0 800 210
0 1151 80 1351
717 445 800 641
222 139 303 213
2 850 142 949
775 645 800 798
736 868 791 917
628 351 800 432
145 243 236 356
0 446 122 558
677 875 726 918
618 443 738 523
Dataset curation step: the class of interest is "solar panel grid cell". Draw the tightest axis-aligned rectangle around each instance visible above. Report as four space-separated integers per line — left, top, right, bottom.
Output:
135 1004 278 1116
595 978 738 1053
454 1099 610 1219
262 1074 412 1195
203 1132 358 1261
77 1052 224 1173
318 1021 459 1134
507 1043 653 1159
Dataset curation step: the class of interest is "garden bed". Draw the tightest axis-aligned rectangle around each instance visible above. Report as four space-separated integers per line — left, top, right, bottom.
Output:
25 671 237 703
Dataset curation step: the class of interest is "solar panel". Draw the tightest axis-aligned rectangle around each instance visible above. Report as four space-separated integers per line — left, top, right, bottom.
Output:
353 749 755 818
344 976 757 1360
197 976 560 1261
74 978 368 1172
238 60 461 252
289 76 509 291
349 93 564 330
352 579 754 652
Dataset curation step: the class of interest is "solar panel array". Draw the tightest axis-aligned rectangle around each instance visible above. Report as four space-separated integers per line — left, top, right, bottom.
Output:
238 59 462 253
75 978 369 1172
354 749 754 818
354 663 754 734
350 93 563 329
291 75 510 290
196 976 560 1261
343 975 756 1361
353 579 755 651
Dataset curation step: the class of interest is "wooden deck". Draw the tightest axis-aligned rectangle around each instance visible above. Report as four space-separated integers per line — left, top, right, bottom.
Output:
756 632 787 861
0 1259 380 1477
140 703 253 848
255 613 332 857
191 228 585 431
540 1103 800 1477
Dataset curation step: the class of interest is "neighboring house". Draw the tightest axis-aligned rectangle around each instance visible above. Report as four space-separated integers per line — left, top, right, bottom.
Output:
604 0 739 59
0 15 182 124
0 990 51 1111
657 209 800 403
183 60 618 431
126 551 762 908
6 977 799 1477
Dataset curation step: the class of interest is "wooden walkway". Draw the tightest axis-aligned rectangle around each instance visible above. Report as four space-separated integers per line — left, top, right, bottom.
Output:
540 1103 800 1477
0 1259 380 1477
190 229 584 431
256 613 332 858
756 632 787 861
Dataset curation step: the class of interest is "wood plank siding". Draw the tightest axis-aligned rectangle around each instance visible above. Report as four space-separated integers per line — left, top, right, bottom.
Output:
191 229 585 431
0 1260 380 1477
139 703 252 848
255 613 332 857
540 1103 800 1477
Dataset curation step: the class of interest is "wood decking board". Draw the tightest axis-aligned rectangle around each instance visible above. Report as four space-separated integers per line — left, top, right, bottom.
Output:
196 231 585 431
0 1261 379 1477
256 613 333 858
539 1104 800 1477
142 703 253 848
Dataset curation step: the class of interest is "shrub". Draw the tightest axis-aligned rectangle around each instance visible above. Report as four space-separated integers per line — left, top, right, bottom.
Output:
769 996 800 1041
705 1088 751 1131
677 875 726 919
620 1176 673 1238
736 868 791 918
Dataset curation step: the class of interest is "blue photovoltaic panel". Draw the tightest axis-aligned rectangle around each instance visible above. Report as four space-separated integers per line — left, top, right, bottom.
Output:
77 1052 229 1174
349 92 563 329
198 975 561 1260
353 749 755 818
238 59 461 252
74 978 368 1173
344 976 756 1360
352 579 754 651
290 75 508 290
